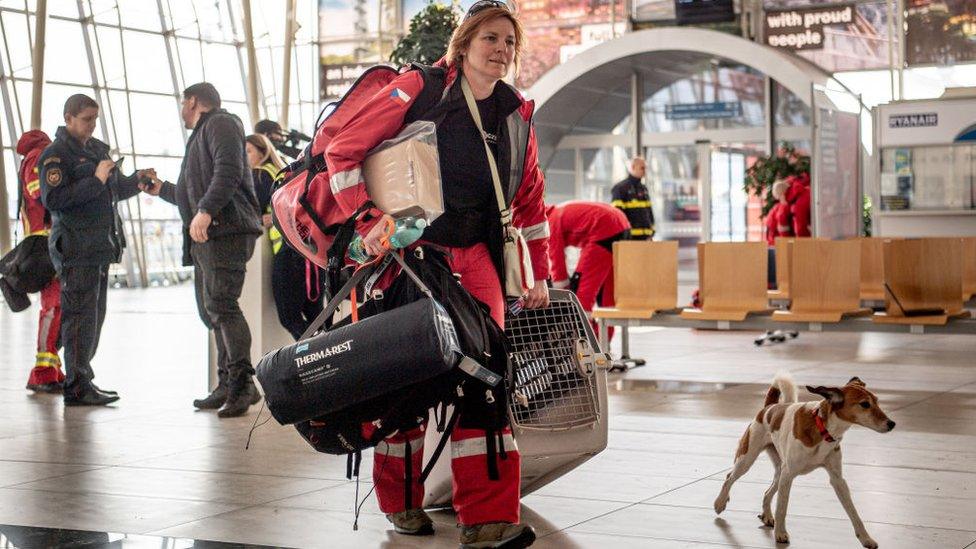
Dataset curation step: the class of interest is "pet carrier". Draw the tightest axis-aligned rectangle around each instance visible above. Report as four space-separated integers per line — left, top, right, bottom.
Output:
422 289 610 506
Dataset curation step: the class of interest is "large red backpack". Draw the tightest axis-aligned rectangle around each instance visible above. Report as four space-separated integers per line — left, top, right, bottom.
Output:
270 64 446 279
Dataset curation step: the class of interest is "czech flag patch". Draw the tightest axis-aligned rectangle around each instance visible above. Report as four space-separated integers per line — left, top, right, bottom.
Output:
390 88 412 104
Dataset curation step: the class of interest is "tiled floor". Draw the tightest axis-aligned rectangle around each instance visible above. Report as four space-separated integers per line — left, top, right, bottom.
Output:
2 284 975 548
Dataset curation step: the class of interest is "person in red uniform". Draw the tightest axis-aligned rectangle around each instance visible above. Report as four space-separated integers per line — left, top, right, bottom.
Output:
547 201 630 337
784 172 811 237
327 1 550 546
16 130 66 393
764 180 793 246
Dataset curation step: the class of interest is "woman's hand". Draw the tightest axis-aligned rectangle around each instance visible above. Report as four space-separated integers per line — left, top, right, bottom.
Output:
523 281 549 309
362 214 395 257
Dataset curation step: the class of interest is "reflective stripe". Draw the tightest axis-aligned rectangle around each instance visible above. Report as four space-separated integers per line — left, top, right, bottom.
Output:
26 179 40 194
521 221 549 241
329 168 362 195
612 199 651 209
259 163 279 180
269 225 283 254
375 435 425 458
27 229 50 236
630 227 654 236
35 352 61 368
451 433 517 459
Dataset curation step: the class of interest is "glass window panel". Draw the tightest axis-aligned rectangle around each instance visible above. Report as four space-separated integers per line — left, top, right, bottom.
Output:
121 30 172 94
544 148 576 203
645 145 701 244
94 24 126 89
2 11 35 79
201 43 245 102
774 82 810 128
127 92 184 156
87 0 120 26
104 89 133 152
47 0 80 18
581 147 631 202
118 1 162 31
44 18 92 85
641 63 765 133
4 148 16 228
0 1 36 8
175 37 206 87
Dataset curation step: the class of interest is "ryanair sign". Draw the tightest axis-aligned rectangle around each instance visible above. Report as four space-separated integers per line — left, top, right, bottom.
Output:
888 113 939 129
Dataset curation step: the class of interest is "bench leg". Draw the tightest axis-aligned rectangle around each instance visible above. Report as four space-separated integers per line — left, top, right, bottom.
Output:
609 325 647 372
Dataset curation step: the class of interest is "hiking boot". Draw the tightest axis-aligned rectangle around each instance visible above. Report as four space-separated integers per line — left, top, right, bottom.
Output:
217 379 257 418
460 523 536 548
193 382 228 410
26 381 64 394
386 509 434 536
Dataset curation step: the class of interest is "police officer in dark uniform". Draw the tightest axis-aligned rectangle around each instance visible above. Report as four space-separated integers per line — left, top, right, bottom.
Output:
38 94 155 406
611 156 656 240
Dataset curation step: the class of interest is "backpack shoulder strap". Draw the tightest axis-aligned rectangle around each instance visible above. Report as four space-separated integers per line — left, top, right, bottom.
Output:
404 63 447 124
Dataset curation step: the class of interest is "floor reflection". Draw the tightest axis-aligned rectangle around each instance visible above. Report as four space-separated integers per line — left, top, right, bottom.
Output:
0 524 279 549
609 379 739 393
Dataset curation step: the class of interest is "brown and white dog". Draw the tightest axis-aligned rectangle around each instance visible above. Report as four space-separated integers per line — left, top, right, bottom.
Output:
713 373 896 547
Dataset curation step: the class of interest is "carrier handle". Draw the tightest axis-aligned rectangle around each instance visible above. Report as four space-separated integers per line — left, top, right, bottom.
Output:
297 248 433 341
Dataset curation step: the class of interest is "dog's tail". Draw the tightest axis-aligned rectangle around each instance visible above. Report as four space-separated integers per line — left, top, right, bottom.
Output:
764 371 798 406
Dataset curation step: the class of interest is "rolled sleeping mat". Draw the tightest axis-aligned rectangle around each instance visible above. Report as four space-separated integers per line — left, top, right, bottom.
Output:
256 296 463 425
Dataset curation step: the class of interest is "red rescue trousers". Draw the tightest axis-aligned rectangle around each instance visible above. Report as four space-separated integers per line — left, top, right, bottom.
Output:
574 243 615 340
28 278 64 386
371 242 521 525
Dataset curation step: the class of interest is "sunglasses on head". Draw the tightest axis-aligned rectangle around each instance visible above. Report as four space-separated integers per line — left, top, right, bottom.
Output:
464 0 511 20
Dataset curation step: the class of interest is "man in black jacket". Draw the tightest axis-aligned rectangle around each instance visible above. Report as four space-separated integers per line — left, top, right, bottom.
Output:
144 82 262 418
39 94 154 406
611 157 655 240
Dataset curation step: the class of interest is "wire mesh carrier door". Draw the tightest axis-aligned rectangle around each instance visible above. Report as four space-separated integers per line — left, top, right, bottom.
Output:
423 289 610 507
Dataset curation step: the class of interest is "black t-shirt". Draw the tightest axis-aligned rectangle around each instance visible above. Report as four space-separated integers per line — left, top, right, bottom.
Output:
422 89 507 248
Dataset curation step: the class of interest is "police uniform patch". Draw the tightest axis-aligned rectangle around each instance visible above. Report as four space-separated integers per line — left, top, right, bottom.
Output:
42 156 61 166
46 167 62 186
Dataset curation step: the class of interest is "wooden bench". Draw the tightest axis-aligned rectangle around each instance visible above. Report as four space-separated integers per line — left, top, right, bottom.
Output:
858 237 886 301
874 238 971 326
682 242 773 321
773 238 871 323
592 241 678 320
767 237 793 301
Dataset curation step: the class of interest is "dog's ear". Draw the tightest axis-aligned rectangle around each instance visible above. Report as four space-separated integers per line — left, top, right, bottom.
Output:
806 385 844 406
847 377 866 387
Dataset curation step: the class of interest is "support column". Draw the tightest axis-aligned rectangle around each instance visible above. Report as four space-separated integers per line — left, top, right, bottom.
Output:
764 75 774 155
241 0 261 128
0 128 9 254
630 71 642 156
30 0 48 130
280 0 297 129
156 0 188 142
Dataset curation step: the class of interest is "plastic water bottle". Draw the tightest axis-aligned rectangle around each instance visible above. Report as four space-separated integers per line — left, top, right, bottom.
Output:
348 216 428 263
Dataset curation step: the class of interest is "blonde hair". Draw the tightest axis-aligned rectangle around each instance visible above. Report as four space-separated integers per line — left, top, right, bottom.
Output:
772 180 790 200
246 133 286 171
445 7 525 76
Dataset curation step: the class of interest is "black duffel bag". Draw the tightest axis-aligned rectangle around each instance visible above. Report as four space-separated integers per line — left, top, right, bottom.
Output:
0 234 55 293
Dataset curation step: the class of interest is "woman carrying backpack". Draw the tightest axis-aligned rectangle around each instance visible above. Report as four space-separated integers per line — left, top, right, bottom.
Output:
246 134 323 340
326 1 550 546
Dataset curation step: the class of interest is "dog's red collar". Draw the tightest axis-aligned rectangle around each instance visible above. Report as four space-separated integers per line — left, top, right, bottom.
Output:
813 409 836 442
